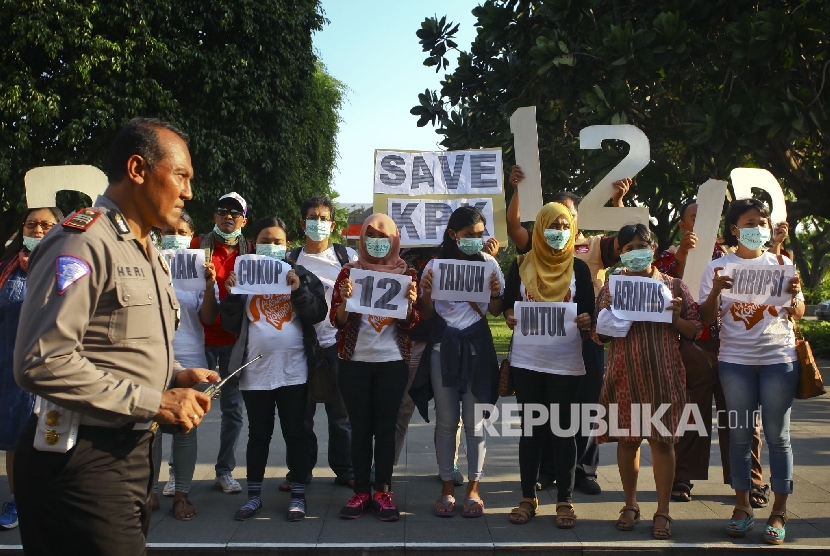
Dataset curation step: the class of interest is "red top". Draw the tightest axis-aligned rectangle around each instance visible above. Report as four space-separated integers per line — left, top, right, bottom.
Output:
191 237 239 346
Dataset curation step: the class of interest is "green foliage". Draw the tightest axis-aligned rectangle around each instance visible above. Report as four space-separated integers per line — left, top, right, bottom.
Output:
803 279 830 306
0 0 343 242
798 320 830 360
412 1 829 268
487 314 511 356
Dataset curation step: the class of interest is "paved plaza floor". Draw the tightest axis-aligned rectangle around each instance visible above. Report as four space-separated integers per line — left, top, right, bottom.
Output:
1 361 829 555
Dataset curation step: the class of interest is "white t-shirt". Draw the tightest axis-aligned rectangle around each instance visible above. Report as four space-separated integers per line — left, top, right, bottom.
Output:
296 245 359 348
510 272 585 376
172 289 208 369
699 252 802 365
421 253 505 331
351 313 402 362
241 294 307 390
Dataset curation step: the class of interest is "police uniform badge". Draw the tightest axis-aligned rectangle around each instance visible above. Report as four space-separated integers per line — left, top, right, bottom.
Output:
109 209 131 235
56 255 91 294
62 208 101 231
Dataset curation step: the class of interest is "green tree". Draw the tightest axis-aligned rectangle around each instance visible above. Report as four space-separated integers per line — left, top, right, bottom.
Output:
1 0 343 242
412 0 829 284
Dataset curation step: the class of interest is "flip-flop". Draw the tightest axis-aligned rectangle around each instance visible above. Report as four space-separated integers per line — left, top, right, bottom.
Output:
433 495 456 517
462 497 484 518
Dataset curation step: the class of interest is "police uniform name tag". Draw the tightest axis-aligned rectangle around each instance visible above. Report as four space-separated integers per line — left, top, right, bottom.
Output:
430 259 491 303
513 302 579 346
720 263 795 306
231 255 291 295
345 269 411 319
609 275 674 323
161 249 206 291
33 397 81 453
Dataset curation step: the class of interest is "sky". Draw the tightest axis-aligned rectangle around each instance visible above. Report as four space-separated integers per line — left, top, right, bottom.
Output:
313 1 479 204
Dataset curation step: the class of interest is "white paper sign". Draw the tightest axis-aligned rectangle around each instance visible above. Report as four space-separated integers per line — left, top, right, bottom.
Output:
374 149 502 196
161 249 206 291
720 263 795 306
387 198 495 246
510 106 545 222
430 259 491 303
609 275 673 323
513 302 579 347
345 269 411 319
231 255 291 295
25 165 107 208
595 308 634 337
683 179 729 301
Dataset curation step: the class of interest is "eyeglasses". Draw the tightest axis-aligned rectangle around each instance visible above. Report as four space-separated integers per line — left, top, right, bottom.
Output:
24 221 56 231
215 208 244 218
304 215 332 222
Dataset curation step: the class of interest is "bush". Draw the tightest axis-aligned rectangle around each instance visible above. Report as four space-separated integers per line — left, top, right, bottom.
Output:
797 320 830 360
803 278 830 306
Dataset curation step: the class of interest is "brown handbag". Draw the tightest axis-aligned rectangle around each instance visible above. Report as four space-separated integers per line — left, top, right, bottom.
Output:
672 279 717 390
792 320 826 399
498 338 515 397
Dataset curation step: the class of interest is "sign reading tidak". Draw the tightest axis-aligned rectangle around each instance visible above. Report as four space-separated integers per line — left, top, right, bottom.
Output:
345 269 411 319
720 263 795 306
231 255 291 295
161 249 206 291
513 302 579 347
373 148 507 247
609 275 673 324
429 259 491 303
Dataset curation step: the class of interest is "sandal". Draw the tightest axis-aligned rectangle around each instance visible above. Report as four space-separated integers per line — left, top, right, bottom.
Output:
433 494 456 517
750 483 770 508
508 498 538 525
670 479 693 502
615 505 640 531
764 510 788 545
725 505 755 538
279 480 292 492
172 497 197 521
555 502 577 529
462 497 484 518
652 512 673 540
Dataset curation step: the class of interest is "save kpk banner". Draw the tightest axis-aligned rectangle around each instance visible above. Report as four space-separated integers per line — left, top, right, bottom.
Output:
429 259 491 303
231 255 291 295
720 263 795 306
609 275 673 323
345 269 411 319
160 249 206 291
513 302 579 347
373 148 507 248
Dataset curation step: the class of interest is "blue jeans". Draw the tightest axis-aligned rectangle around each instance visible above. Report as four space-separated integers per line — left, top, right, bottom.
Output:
206 344 243 476
718 360 799 494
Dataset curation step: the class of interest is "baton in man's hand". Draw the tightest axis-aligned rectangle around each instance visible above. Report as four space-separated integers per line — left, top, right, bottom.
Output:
192 355 263 399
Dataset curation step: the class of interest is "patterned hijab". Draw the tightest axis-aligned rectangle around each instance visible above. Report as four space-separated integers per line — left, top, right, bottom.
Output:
346 213 408 275
519 202 576 301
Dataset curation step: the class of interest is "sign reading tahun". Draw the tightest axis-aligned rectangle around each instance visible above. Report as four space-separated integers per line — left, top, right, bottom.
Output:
610 275 673 323
231 255 291 295
430 259 490 303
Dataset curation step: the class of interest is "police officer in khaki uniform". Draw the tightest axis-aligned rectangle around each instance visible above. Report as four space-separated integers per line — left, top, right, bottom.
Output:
13 118 218 556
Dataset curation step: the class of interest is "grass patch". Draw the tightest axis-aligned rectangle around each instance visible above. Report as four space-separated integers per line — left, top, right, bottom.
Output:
487 314 512 356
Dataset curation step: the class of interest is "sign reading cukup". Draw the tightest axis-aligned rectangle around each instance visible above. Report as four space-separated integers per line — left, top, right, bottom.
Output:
231 255 291 295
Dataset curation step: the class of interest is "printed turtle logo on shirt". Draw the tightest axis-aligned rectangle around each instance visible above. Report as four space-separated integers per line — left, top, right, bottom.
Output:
249 294 293 330
729 302 778 330
368 315 394 332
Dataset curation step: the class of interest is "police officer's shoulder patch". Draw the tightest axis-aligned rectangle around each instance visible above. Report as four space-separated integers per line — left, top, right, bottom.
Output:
56 255 91 295
108 209 131 235
62 208 102 231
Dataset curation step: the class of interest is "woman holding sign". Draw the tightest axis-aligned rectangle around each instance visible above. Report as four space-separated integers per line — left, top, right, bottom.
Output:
331 214 419 522
594 223 701 540
415 206 503 518
699 199 803 545
219 217 328 522
502 202 595 528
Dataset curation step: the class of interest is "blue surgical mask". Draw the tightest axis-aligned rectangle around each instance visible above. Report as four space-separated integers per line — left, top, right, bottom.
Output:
544 229 571 250
737 226 771 251
364 237 391 258
620 248 654 272
161 235 191 250
305 220 331 242
22 236 41 251
213 225 242 242
256 243 286 260
457 238 484 256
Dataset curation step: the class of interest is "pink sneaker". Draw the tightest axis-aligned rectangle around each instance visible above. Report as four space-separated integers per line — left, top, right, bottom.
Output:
372 491 400 522
339 493 371 519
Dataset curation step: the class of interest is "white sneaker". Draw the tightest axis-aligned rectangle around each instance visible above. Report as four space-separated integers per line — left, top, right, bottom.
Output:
215 474 242 493
162 477 176 497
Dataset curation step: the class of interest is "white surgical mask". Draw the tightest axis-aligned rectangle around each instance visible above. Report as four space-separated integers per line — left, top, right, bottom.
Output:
736 226 771 251
364 237 391 258
305 220 331 242
213 225 242 242
22 236 42 251
161 235 191 250
544 229 571 250
620 248 654 272
256 244 286 260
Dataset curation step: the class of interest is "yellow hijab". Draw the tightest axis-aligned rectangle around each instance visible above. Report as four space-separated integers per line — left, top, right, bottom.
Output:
519 202 576 301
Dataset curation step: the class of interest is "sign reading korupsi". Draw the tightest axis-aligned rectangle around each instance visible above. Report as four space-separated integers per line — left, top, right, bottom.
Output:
231 254 291 295
160 249 206 291
429 259 491 303
609 275 673 323
345 269 411 319
720 263 795 306
513 302 579 347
